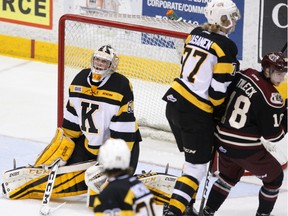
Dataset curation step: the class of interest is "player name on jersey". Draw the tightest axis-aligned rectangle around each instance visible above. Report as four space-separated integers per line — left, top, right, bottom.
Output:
236 78 257 98
190 35 213 50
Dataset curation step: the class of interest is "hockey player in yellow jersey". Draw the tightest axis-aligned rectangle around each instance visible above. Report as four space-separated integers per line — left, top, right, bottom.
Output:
162 0 241 215
93 138 156 216
1 45 142 201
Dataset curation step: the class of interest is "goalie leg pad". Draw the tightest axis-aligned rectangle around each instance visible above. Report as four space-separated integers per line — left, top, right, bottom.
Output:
2 161 96 199
136 172 177 205
34 128 75 167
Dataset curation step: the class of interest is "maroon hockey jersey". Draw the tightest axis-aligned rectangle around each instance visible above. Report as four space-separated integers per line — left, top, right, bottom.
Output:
215 69 287 158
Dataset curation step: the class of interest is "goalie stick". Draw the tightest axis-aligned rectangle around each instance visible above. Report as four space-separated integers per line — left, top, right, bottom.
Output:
38 159 97 215
39 159 63 215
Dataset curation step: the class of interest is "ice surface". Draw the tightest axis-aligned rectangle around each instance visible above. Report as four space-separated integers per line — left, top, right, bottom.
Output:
0 55 287 215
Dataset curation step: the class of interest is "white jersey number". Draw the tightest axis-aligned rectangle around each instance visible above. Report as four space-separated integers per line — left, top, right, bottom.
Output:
228 95 251 129
181 46 207 83
226 92 284 129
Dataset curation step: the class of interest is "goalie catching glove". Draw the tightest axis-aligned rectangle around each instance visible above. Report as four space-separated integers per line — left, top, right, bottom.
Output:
34 128 75 168
85 162 107 193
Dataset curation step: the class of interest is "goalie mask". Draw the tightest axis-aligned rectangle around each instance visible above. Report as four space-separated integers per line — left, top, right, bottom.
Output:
261 52 288 86
204 0 241 33
98 138 131 170
91 45 119 82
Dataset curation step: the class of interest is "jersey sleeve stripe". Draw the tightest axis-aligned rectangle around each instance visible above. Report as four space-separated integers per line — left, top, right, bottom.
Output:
110 121 137 133
211 42 225 57
213 63 235 74
209 96 225 107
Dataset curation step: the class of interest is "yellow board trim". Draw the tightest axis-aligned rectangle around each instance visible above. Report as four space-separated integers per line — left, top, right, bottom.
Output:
0 35 181 84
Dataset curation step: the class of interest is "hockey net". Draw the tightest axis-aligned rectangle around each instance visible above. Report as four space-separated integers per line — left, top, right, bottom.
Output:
57 13 287 173
58 12 194 140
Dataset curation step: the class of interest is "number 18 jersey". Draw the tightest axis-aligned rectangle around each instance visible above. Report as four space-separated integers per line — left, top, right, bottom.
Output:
216 69 286 158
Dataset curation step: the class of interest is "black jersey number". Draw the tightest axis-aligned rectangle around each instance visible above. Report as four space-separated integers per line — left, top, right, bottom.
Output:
181 46 207 83
135 198 155 216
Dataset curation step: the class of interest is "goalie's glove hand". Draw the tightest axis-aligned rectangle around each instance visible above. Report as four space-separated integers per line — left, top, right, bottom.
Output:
85 162 107 193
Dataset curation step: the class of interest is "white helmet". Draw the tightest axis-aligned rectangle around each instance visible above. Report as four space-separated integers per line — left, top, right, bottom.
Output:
204 0 241 29
91 45 119 82
98 138 131 170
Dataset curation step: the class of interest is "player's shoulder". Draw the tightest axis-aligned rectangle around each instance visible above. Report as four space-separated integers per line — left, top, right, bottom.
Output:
213 34 237 55
239 69 284 107
105 175 131 192
190 26 238 57
71 68 90 84
111 72 130 83
108 72 133 91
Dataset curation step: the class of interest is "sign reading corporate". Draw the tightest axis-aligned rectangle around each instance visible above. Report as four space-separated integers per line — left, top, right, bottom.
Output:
142 0 244 60
0 0 52 29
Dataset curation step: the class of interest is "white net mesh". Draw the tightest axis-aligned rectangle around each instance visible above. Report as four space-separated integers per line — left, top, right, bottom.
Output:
59 13 196 135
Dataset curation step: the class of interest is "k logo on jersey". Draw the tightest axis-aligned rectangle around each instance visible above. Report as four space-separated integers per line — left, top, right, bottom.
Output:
81 101 99 133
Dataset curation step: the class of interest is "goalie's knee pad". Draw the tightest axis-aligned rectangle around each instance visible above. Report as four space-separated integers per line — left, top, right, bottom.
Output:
34 128 75 167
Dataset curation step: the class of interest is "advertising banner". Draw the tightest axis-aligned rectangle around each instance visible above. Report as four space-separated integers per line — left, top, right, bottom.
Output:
259 0 287 60
142 0 244 59
0 0 52 29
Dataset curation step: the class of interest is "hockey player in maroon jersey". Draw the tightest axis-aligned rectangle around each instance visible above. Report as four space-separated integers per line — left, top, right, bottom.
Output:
202 52 287 216
162 0 241 215
92 138 156 215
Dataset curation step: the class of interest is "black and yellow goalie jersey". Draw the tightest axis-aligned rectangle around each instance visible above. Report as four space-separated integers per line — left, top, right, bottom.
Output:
94 174 156 216
62 69 142 155
163 26 240 114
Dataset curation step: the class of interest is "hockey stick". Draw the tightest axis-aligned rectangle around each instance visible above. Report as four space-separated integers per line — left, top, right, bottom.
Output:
198 147 217 216
39 159 64 215
281 42 287 53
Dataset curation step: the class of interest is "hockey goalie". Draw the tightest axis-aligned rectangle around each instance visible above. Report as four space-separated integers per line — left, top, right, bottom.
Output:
1 128 176 207
1 44 175 208
1 44 144 200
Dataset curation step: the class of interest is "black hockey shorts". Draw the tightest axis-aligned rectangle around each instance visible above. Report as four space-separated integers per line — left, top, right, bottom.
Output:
165 102 214 164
